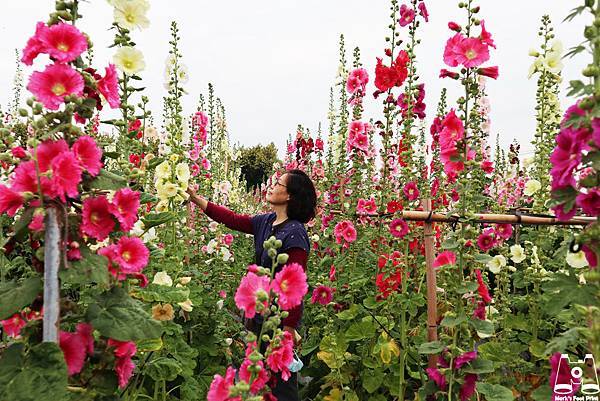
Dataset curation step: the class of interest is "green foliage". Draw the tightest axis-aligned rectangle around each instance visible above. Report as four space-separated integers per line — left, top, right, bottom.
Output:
237 143 278 190
0 277 42 320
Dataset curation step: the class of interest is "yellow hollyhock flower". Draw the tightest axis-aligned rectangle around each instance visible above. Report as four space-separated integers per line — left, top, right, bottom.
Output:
176 162 190 185
113 0 150 31
114 46 145 75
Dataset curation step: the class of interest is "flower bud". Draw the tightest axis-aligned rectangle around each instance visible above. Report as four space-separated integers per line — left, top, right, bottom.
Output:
18 108 28 117
274 239 282 249
281 311 289 318
268 248 277 259
277 253 289 265
256 289 269 302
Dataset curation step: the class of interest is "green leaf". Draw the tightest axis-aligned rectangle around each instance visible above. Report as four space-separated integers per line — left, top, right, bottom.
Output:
142 212 176 230
473 253 493 264
146 357 182 382
442 238 459 250
567 80 586 97
563 5 586 22
136 338 164 352
530 385 552 401
476 382 514 401
131 284 190 303
545 328 581 355
89 169 127 190
0 343 68 401
462 358 495 374
469 318 494 336
345 317 376 342
456 281 479 294
363 296 380 310
418 341 445 355
542 273 596 315
440 313 466 328
0 277 43 320
139 192 158 204
59 247 109 286
86 287 163 341
362 369 384 393
336 304 360 320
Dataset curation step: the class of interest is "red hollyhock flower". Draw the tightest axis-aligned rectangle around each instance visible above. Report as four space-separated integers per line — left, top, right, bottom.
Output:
1 313 26 338
0 185 24 217
311 285 334 305
81 196 115 241
460 374 478 401
50 151 82 202
59 323 93 376
96 64 121 108
433 251 456 268
475 269 492 304
266 331 294 381
477 228 496 251
110 188 140 232
477 66 499 80
72 135 102 177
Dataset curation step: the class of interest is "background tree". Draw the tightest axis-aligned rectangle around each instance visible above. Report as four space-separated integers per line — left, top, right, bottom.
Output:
237 143 279 190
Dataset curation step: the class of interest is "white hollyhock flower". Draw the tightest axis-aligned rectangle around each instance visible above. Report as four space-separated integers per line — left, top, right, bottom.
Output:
566 251 589 269
487 255 507 274
113 0 150 31
178 299 193 312
113 46 145 75
153 271 173 287
523 179 541 196
510 245 526 264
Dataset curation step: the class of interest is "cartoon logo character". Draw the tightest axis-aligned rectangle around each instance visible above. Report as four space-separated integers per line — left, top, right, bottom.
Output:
554 354 600 395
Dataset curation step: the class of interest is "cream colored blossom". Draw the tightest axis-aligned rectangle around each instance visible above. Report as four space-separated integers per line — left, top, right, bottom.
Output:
179 277 192 285
155 200 169 212
152 271 173 286
524 179 541 196
487 255 507 274
176 163 190 185
510 245 526 264
113 0 150 31
566 251 589 269
113 46 145 75
543 51 563 74
178 299 193 312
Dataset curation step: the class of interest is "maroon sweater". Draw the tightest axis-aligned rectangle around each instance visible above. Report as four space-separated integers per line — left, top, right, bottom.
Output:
204 202 307 328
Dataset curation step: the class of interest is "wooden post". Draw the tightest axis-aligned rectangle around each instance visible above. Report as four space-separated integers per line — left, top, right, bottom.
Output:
43 207 60 343
423 199 438 367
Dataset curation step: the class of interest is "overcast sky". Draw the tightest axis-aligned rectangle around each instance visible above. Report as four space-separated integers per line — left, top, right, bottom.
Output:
0 1 588 158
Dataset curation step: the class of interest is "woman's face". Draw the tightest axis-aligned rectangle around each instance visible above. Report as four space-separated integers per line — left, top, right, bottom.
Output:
266 173 290 206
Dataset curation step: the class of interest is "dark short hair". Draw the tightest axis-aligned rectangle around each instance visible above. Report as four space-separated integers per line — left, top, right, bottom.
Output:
285 169 317 224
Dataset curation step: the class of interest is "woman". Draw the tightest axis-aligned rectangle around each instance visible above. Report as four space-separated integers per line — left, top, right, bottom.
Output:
187 169 317 401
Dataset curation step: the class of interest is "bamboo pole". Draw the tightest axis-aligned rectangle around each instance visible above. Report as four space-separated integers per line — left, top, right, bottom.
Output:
423 199 438 368
43 207 60 343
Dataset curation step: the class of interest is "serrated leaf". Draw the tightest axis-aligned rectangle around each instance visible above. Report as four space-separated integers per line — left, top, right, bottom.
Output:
362 369 384 393
89 169 127 190
363 296 380 310
336 304 360 320
469 318 494 336
418 341 445 354
146 357 182 382
345 317 375 341
463 358 495 374
456 281 479 294
476 382 514 401
136 338 164 352
442 238 459 250
59 247 109 286
86 287 163 341
0 277 43 320
142 212 175 230
131 284 189 303
440 313 466 328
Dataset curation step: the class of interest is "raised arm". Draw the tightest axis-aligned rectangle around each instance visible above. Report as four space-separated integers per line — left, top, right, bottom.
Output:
188 189 253 234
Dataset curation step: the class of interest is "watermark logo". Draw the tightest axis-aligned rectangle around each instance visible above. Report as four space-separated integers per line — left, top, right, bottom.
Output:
554 353 600 401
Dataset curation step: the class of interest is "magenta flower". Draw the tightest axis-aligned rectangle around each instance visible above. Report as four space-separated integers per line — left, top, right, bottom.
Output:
495 223 513 240
97 64 121 108
1 313 26 338
110 188 140 232
266 331 295 381
357 197 377 215
454 350 477 369
443 33 464 67
389 218 409 238
72 135 103 176
426 367 447 390
234 272 270 319
271 263 308 310
59 330 87 376
334 220 357 244
448 22 462 32
403 181 419 201
552 202 577 222
0 185 24 217
582 245 598 269
433 251 456 268
38 22 88 63
346 121 370 153
477 66 499 79
311 285 334 305
11 146 27 159
36 139 69 172
346 68 369 94
455 36 490 68
21 22 47 65
460 374 478 401
50 151 82 202
475 269 492 304
208 366 238 401
439 69 460 79
113 236 149 274
550 128 584 187
418 2 429 22
28 210 45 232
550 353 580 399
108 339 137 389
576 189 600 217
239 359 270 394
81 196 116 241
476 228 496 251
27 63 84 110
479 20 496 49
398 4 415 27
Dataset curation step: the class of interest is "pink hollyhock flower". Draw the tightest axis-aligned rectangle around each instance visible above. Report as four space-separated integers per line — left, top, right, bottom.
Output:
266 331 294 381
455 36 490 68
81 196 115 241
110 188 140 231
454 350 477 369
1 313 26 338
36 139 69 172
550 129 584 187
473 301 487 320
479 20 496 49
75 323 94 356
96 64 120 108
389 218 409 238
418 2 429 22
552 202 577 222
440 109 464 149
357 197 377 215
28 209 45 232
72 135 103 176
50 151 82 202
11 146 27 159
108 339 137 359
201 158 211 170
460 374 478 401
398 4 415 27
576 189 600 216
448 22 462 32
67 246 81 261
329 264 336 281
480 159 494 173
234 272 270 319
38 22 88 63
59 329 87 375
477 66 499 79
27 63 84 110
311 285 334 305
272 263 308 310
475 269 492 304
426 367 447 390
0 185 24 217
239 359 270 394
582 245 598 269
433 251 456 268
207 367 238 401
443 33 464 67
21 22 47 65
334 220 357 244
115 356 135 389
223 233 234 246
113 236 149 274
11 161 42 194
346 121 370 153
477 228 496 251
550 352 580 399
346 68 369 94
403 181 419 201
439 68 460 79
495 223 513 240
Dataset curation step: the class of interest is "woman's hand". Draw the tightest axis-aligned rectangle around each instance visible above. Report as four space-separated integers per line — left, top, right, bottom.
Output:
186 188 208 211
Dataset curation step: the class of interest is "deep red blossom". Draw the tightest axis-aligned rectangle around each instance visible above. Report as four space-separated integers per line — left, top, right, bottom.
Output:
110 188 140 231
477 66 499 79
82 196 115 241
0 185 24 217
475 269 492 304
72 135 102 176
477 228 496 251
311 285 334 305
374 50 410 92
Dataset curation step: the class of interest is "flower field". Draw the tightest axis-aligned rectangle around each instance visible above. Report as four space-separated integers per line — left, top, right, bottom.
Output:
0 1 599 401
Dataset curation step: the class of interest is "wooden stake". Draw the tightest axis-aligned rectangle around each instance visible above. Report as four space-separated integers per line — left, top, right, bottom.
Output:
423 199 438 368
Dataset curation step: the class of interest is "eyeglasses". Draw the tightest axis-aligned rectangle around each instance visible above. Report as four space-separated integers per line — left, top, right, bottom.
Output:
274 179 287 189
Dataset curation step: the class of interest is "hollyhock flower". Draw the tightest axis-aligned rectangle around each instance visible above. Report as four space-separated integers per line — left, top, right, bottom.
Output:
151 303 174 321
495 223 513 240
582 245 598 268
403 181 419 201
271 263 308 310
398 4 415 27
433 251 456 268
550 352 580 399
113 236 149 274
552 202 577 222
29 209 45 232
477 229 496 251
454 351 477 369
21 22 47 65
266 331 294 381
374 51 410 92
311 285 334 305
11 161 44 195
346 121 370 153
329 264 336 281
0 185 24 217
115 356 135 388
207 367 237 401
418 2 428 22
448 22 461 32
50 151 82 201
443 33 464 67
389 218 409 238
113 0 150 31
110 188 140 231
239 359 269 394
479 20 496 49
97 64 121 108
440 109 464 149
234 272 270 319
59 330 87 376
82 196 116 241
387 200 403 213
510 244 526 264
27 63 84 110
460 374 478 401
334 220 357 244
473 301 487 320
38 22 88 63
108 339 137 359
152 271 173 286
426 367 447 390
11 146 27 159
1 313 26 338
475 269 492 304
36 139 69 173
576 189 600 216
439 69 460 79
346 68 369 94
480 159 494 174
455 36 490 68
487 255 506 274
566 251 589 269
550 129 583 187
72 135 102 176
113 46 145 75
357 197 377 215
376 271 402 299
524 179 541 196
477 66 499 79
